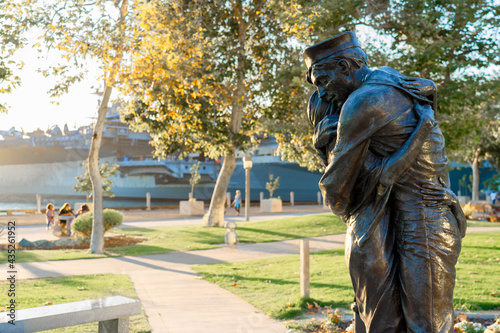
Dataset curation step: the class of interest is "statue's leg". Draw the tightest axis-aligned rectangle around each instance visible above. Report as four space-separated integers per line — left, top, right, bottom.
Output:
395 209 461 333
345 214 404 333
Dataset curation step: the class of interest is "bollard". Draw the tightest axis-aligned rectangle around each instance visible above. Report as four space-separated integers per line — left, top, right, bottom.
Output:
290 191 294 206
146 192 151 211
300 239 310 298
36 194 42 214
317 192 322 206
225 221 238 245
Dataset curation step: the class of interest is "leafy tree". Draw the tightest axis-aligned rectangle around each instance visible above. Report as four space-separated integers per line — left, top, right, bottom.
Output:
73 161 120 202
23 0 134 253
265 173 280 199
189 161 201 200
121 0 306 226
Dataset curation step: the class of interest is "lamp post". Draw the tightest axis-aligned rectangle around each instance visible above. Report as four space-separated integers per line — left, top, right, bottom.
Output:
243 155 253 222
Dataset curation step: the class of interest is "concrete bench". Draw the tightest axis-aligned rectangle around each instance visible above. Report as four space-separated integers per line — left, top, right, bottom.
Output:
0 296 141 333
53 215 74 237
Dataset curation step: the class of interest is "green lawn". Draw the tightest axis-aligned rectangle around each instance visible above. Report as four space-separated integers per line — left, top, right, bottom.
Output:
454 232 500 311
2 249 110 263
1 213 346 262
112 213 346 256
192 231 500 320
0 274 151 332
466 220 500 227
3 214 496 264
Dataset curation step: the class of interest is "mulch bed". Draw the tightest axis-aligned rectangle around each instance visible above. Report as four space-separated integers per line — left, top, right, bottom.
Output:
0 236 144 251
299 315 497 333
301 320 353 333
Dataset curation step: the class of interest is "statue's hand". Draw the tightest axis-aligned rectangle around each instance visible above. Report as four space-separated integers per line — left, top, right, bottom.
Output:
399 76 437 95
414 103 437 127
422 177 467 237
421 177 457 207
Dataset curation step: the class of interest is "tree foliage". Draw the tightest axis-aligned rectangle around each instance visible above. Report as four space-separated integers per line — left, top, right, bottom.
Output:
121 0 301 158
73 161 120 201
363 0 500 158
120 0 310 226
0 0 28 112
269 0 500 173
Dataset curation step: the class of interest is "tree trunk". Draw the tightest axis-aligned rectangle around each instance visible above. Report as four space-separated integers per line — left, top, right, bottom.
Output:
88 85 112 254
471 148 481 202
205 153 237 227
204 2 265 227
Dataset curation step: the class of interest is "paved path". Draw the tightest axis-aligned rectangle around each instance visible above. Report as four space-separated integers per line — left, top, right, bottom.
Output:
2 206 499 332
1 205 333 333
4 234 345 333
0 204 331 243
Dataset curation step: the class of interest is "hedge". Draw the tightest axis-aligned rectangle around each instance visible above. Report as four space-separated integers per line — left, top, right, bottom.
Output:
71 209 123 236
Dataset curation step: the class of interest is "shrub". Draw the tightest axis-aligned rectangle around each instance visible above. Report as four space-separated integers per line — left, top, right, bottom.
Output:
71 209 123 236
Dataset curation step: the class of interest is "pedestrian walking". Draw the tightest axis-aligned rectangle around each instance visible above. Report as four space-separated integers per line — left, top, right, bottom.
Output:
232 190 241 216
45 203 55 230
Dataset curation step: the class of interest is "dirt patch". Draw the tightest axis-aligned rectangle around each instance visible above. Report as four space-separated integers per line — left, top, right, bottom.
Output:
0 236 144 251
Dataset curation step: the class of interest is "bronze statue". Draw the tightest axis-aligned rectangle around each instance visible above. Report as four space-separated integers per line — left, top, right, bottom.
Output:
304 31 466 333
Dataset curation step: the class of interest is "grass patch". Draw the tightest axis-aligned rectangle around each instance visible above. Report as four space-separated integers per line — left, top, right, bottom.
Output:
0 274 150 332
455 232 500 311
110 213 346 256
467 220 500 227
0 249 110 263
193 248 351 319
0 213 344 262
192 232 500 320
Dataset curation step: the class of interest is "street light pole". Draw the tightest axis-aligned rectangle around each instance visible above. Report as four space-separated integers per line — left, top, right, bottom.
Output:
243 155 253 222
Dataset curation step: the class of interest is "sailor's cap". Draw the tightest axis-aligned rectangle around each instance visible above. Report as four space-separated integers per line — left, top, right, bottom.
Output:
303 31 360 68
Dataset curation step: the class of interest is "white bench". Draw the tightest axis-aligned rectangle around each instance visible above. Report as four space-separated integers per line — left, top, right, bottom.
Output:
0 296 141 333
53 215 73 237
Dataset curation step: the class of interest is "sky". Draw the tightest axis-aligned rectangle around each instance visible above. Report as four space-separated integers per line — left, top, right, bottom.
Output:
0 31 104 133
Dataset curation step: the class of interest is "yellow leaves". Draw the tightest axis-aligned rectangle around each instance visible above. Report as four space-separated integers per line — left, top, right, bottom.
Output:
193 79 201 90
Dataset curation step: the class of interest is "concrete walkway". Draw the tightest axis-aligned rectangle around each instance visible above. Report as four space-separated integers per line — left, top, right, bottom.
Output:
1 205 334 333
0 204 331 243
2 206 500 332
4 235 345 332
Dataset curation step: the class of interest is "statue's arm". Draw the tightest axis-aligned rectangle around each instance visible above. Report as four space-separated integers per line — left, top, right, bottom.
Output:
319 94 386 219
379 103 436 187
